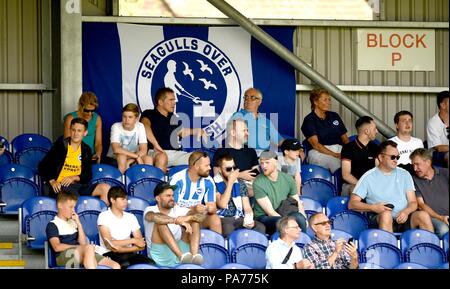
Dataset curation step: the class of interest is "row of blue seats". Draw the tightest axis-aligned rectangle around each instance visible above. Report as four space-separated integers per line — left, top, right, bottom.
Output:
18 194 449 269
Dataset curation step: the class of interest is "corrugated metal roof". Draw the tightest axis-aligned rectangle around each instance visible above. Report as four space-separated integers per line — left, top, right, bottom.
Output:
120 0 374 20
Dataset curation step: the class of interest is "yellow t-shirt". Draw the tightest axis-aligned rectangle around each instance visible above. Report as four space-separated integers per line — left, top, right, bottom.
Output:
57 144 82 183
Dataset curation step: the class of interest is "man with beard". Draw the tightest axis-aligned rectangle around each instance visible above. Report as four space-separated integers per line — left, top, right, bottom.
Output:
169 151 222 234
144 182 206 267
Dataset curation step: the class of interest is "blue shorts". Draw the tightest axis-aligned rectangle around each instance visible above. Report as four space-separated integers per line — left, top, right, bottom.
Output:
150 240 190 268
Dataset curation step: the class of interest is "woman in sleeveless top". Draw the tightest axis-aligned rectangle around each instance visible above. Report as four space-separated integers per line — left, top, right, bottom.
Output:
64 92 103 163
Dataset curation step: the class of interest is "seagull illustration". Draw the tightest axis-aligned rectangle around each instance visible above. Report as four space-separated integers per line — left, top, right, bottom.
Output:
199 78 217 90
196 60 213 74
182 62 194 81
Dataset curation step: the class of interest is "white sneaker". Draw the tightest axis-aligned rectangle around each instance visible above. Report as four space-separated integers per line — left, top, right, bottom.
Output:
191 254 204 265
180 252 193 263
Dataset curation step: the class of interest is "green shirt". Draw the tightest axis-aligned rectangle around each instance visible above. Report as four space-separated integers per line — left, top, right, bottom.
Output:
253 171 297 218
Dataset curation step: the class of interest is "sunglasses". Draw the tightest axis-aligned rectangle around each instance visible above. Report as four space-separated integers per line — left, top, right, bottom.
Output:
243 95 261 101
381 153 400 160
83 108 96 113
313 220 332 226
224 166 238 172
192 152 208 166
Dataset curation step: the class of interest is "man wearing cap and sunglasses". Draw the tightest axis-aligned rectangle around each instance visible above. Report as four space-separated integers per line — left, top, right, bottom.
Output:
349 140 434 233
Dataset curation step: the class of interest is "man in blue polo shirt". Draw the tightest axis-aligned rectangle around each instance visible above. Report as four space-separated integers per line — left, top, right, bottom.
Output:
230 87 283 152
348 140 434 233
140 87 206 172
169 151 222 234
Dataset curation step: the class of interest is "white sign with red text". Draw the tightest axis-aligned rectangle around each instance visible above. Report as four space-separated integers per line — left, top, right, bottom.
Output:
357 28 435 71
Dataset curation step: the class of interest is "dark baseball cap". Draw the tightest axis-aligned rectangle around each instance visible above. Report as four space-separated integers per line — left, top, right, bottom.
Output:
154 182 177 197
280 138 302 152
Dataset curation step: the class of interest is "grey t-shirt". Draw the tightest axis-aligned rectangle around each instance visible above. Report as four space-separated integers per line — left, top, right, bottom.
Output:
413 167 449 215
277 155 301 178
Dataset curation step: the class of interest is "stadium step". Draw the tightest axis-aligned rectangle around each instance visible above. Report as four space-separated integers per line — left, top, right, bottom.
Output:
0 216 44 269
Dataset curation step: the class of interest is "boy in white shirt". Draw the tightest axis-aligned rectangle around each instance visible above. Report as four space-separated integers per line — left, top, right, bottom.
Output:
97 186 153 268
389 111 423 173
107 103 153 173
278 138 302 195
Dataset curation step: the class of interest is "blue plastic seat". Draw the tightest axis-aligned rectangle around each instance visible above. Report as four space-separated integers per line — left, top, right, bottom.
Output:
127 263 159 269
330 229 354 242
300 196 323 218
200 229 226 248
301 164 332 183
330 211 369 239
12 133 52 172
174 264 205 269
167 165 189 180
0 164 40 215
125 196 150 237
219 263 252 269
231 243 267 269
91 164 125 189
405 242 446 268
443 232 449 257
0 150 13 166
125 165 165 204
75 196 107 244
358 229 402 269
358 262 385 269
0 135 9 150
400 229 442 256
301 178 336 207
199 243 230 269
437 262 449 269
331 168 342 196
21 196 57 249
326 196 349 217
394 262 428 269
228 229 269 255
271 231 311 249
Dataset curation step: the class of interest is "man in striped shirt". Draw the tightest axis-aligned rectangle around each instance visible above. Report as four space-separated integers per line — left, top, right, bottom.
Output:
169 151 222 234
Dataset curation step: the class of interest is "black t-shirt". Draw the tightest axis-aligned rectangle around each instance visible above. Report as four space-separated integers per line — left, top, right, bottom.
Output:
341 138 378 181
301 111 347 145
140 109 181 150
213 147 258 171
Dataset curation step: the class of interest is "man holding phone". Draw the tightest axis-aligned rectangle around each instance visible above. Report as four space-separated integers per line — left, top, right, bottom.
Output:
348 140 434 233
304 213 358 269
213 118 259 197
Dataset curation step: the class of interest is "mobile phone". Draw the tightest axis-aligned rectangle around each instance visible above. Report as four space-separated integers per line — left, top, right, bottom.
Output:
348 237 354 244
249 168 260 176
384 204 395 209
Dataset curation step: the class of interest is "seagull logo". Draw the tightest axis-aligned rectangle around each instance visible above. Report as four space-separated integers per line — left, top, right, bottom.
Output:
199 78 217 90
196 59 213 74
182 61 194 81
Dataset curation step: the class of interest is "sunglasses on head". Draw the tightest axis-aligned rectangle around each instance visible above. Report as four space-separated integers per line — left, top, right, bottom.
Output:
313 220 331 226
224 166 237 172
83 108 96 113
382 153 400 160
192 152 208 166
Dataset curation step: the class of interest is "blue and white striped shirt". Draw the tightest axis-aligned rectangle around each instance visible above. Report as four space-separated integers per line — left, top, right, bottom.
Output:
170 169 216 208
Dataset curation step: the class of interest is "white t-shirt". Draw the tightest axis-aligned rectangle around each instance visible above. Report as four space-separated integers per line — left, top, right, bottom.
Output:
277 155 301 177
427 113 449 148
97 208 141 252
266 238 305 269
107 122 147 157
389 136 424 165
143 205 186 250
